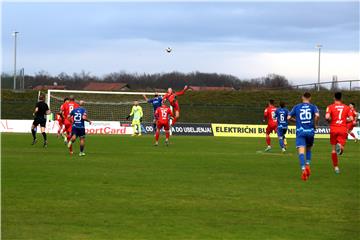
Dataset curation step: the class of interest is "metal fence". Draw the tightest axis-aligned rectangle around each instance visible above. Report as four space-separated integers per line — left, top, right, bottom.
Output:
270 79 360 91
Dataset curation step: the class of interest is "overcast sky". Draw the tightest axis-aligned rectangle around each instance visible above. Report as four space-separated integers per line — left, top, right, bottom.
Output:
1 1 359 84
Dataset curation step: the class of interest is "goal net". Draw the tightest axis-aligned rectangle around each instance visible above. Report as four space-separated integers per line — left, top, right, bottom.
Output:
47 89 162 122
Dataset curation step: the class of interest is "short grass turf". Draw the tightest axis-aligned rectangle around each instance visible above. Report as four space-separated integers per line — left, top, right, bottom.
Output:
2 133 360 240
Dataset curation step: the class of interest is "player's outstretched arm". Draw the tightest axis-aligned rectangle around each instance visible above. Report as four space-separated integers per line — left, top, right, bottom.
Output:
83 115 92 125
175 85 189 96
143 94 148 101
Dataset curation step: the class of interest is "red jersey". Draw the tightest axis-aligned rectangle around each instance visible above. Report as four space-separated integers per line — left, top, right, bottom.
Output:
55 113 63 121
264 105 277 126
326 102 351 131
61 101 79 118
59 103 66 118
349 108 357 125
155 105 173 124
163 89 186 107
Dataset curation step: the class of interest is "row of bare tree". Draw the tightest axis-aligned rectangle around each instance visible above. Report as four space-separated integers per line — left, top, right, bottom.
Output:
2 71 292 90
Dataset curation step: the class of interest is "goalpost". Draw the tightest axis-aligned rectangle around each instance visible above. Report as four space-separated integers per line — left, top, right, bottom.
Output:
47 89 164 124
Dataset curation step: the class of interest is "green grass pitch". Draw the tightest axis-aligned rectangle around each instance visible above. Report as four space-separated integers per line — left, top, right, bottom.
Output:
2 133 359 240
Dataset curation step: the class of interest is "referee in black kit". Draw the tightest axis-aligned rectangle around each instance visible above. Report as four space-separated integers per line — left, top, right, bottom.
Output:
31 94 51 147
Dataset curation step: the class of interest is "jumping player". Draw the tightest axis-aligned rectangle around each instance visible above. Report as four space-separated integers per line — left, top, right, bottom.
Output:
288 92 319 181
162 85 189 126
325 92 353 174
31 94 51 147
61 95 79 153
154 101 173 146
347 103 358 142
67 100 91 156
274 101 289 152
263 99 277 151
126 101 143 136
143 92 162 133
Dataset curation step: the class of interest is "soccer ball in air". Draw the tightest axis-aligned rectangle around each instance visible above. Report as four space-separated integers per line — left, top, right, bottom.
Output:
165 47 172 53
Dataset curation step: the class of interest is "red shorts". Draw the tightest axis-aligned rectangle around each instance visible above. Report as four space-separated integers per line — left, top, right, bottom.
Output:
157 122 170 131
63 119 72 134
266 124 277 135
171 102 180 112
347 123 355 131
330 130 348 146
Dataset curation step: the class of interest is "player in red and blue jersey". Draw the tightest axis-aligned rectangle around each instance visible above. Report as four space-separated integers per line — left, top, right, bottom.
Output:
143 92 163 133
288 92 320 181
67 100 92 156
263 99 277 151
274 101 289 152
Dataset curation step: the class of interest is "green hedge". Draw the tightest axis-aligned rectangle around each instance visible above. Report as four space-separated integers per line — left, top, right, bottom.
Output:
2 89 359 124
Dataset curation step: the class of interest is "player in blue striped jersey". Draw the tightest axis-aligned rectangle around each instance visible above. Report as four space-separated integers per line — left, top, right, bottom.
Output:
67 100 92 156
288 92 320 181
143 93 163 133
274 101 289 152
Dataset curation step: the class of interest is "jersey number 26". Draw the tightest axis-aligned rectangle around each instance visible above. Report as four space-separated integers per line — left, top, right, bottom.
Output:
300 109 312 120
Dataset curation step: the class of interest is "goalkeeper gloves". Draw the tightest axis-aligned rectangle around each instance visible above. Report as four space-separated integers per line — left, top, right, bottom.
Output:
126 115 131 120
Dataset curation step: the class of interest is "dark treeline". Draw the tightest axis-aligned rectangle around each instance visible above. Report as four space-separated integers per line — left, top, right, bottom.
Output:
2 71 292 90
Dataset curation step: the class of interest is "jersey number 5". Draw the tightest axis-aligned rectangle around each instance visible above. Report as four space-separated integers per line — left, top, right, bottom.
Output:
161 109 167 119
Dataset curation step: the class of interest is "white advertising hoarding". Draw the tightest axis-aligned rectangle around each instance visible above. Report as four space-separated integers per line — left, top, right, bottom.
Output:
0 120 359 139
0 120 133 135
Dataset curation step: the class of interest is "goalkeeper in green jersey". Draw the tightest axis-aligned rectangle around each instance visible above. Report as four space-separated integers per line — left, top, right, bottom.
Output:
126 101 143 136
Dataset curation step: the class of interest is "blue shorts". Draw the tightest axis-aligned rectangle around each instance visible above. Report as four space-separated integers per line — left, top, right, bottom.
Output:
72 127 86 138
296 132 314 148
277 128 287 137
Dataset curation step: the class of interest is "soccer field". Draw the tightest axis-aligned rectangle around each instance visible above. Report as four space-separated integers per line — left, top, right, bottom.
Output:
2 133 359 240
